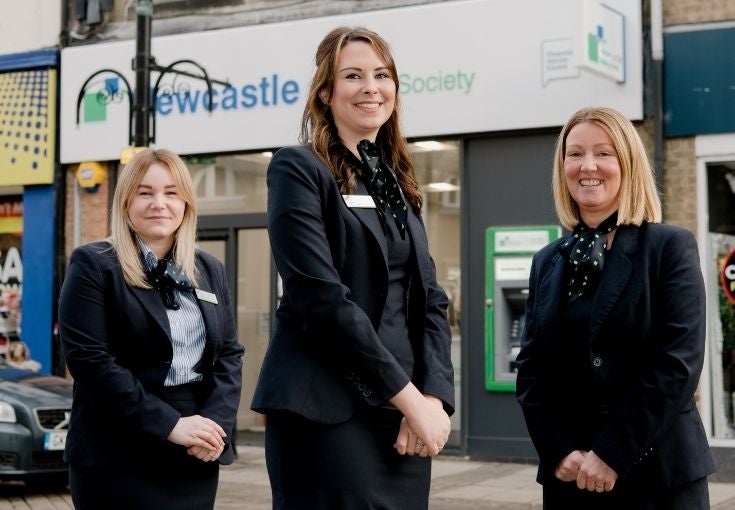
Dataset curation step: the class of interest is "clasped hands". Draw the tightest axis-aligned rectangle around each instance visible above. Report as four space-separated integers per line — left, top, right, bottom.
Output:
555 450 618 493
167 414 227 463
391 389 450 458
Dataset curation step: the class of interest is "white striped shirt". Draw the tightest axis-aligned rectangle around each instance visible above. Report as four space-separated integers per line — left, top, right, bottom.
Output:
138 241 206 386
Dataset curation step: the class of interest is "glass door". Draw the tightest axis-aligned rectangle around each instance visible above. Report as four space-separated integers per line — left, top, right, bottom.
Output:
198 226 272 437
234 229 271 432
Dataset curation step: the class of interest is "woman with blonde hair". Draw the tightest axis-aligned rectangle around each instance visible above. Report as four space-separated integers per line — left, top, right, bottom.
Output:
59 148 243 509
516 106 714 509
252 26 454 508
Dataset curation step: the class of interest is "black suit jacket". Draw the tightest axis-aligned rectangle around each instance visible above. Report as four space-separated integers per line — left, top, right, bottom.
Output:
59 241 244 466
516 222 715 487
251 145 455 423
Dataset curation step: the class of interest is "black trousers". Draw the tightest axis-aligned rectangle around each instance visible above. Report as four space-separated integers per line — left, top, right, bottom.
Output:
266 407 432 510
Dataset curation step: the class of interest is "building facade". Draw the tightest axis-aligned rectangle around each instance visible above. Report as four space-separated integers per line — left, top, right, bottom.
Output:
0 1 63 374
661 0 735 481
56 0 735 477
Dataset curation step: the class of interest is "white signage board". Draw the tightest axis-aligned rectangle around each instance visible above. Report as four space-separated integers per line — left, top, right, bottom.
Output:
494 257 534 282
60 0 642 163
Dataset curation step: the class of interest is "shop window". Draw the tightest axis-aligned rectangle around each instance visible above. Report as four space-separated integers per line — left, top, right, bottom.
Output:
409 139 462 445
185 152 270 215
707 161 735 438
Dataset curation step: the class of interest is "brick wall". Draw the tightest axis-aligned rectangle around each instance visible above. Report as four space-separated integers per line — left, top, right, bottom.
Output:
664 0 735 26
64 166 111 259
660 1 735 236
662 137 698 233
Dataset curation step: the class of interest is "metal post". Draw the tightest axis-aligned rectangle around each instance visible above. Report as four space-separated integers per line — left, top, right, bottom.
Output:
133 0 153 147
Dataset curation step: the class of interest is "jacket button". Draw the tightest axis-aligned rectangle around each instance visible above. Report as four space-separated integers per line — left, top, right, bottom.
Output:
357 383 367 391
362 390 372 397
592 356 602 367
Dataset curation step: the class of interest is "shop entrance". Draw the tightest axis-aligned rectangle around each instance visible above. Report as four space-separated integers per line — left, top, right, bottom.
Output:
198 214 275 438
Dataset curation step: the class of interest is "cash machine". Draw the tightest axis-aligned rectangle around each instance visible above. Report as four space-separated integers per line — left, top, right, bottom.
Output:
485 226 561 391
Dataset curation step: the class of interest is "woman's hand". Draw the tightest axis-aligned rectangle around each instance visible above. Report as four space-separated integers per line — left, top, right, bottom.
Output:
554 450 587 482
187 443 224 463
390 384 450 457
576 450 618 493
167 415 226 452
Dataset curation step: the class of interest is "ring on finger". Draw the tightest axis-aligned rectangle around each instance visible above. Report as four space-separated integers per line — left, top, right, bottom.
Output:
594 485 604 493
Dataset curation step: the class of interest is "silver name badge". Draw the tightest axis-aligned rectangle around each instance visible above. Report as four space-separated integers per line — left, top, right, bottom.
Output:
195 289 219 304
343 195 376 208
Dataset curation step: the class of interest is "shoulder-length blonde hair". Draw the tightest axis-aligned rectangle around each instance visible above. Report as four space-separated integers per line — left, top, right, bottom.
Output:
300 26 422 213
108 148 198 288
552 106 662 230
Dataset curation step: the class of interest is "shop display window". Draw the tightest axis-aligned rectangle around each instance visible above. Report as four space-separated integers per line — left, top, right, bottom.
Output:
707 161 735 438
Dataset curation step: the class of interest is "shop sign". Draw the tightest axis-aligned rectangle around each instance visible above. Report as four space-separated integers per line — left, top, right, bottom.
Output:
722 248 735 305
60 0 642 163
0 69 56 184
581 0 626 82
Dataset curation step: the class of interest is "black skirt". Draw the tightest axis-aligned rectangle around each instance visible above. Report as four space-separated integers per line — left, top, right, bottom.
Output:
69 383 220 510
265 407 432 510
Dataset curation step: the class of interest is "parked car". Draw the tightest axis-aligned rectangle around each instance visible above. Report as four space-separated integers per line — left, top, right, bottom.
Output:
0 356 71 490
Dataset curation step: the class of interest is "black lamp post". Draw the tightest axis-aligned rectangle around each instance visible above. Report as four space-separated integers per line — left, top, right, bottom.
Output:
133 0 153 148
75 0 229 148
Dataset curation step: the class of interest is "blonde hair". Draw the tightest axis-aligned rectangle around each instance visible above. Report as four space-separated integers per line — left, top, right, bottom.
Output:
108 148 198 288
300 26 422 213
552 106 662 230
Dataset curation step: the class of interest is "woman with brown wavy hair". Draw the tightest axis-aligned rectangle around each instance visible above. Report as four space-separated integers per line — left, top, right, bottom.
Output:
252 26 455 509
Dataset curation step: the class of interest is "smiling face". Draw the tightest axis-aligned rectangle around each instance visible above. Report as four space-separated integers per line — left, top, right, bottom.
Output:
563 121 622 227
327 40 396 150
127 162 186 256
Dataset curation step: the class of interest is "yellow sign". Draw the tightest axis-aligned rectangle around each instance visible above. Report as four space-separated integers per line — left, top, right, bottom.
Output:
0 69 57 185
120 146 147 165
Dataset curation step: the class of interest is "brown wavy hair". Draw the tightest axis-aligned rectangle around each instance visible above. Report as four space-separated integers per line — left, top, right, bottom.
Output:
300 26 422 213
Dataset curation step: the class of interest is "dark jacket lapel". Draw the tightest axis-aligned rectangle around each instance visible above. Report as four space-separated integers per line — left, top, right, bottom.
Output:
589 224 638 341
535 247 567 338
195 255 221 345
130 286 172 341
406 207 431 287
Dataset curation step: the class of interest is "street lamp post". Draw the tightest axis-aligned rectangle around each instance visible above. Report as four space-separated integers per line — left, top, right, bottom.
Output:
133 0 153 147
75 0 229 150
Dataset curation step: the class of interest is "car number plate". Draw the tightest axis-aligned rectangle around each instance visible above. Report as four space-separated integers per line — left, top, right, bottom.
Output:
44 431 67 451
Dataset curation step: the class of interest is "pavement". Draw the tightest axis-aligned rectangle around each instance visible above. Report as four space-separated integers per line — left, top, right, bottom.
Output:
3 445 735 509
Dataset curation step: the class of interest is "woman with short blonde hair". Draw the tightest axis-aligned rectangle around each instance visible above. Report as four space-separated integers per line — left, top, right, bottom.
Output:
517 106 713 508
552 106 662 230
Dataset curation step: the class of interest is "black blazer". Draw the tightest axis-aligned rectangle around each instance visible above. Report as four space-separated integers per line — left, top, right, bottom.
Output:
59 241 244 466
516 222 715 487
251 145 455 423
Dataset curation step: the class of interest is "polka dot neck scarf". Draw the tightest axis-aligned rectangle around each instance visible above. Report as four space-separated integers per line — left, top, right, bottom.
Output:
143 250 194 310
357 139 408 240
558 211 618 302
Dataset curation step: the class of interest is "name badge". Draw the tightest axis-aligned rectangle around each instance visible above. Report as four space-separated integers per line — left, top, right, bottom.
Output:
195 289 218 305
343 194 376 208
